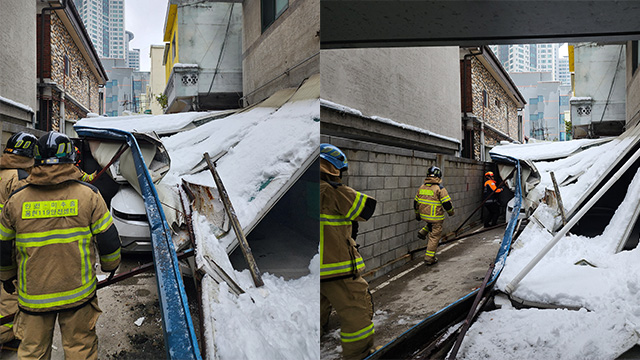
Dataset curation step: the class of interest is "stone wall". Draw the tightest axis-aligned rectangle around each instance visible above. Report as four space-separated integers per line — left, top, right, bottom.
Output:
50 13 100 127
471 57 520 148
322 135 487 281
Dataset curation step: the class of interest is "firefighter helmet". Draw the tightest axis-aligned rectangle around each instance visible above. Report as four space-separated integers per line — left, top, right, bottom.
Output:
427 166 442 178
485 171 494 178
320 143 348 171
35 132 75 165
4 132 38 158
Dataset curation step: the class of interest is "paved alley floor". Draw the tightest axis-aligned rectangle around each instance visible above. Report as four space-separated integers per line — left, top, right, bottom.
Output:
321 225 506 360
0 252 197 360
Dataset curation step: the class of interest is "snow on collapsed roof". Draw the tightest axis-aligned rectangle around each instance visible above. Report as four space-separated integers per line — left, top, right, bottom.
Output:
458 136 640 359
489 138 611 161
169 98 320 359
77 111 227 135
77 96 321 359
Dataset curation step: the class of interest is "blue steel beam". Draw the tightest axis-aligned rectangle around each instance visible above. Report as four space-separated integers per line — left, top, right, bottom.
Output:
74 126 202 360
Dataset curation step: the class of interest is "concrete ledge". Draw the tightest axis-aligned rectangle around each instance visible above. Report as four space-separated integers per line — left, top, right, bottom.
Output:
321 107 459 154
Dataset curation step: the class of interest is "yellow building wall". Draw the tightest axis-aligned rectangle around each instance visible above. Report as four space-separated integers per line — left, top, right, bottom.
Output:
163 4 179 83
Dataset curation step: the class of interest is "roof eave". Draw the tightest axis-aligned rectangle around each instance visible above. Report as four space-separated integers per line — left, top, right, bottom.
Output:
470 45 527 108
55 2 108 83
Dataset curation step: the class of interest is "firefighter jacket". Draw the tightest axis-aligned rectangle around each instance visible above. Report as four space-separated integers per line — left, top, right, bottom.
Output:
0 153 33 212
414 177 454 223
483 179 503 204
0 154 32 276
320 175 376 281
0 163 121 312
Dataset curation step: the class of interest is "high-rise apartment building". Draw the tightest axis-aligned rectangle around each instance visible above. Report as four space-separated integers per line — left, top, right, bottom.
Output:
536 43 559 74
128 48 140 70
491 44 531 73
490 43 568 85
557 56 571 86
125 30 140 70
74 0 126 59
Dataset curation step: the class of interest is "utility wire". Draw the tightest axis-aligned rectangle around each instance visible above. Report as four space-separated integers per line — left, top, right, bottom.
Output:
597 45 624 123
205 4 234 98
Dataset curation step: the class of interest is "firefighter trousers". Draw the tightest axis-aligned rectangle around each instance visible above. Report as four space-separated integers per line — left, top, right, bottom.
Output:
14 296 102 360
321 276 375 360
0 280 18 344
424 221 443 260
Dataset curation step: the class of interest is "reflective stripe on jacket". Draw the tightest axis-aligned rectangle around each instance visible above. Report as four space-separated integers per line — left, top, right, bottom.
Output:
0 164 121 312
320 180 374 280
415 178 453 222
0 158 31 274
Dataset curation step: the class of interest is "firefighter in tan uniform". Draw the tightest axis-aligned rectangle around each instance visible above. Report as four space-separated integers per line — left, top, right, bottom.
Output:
414 166 454 265
0 132 121 360
0 132 38 345
320 144 378 360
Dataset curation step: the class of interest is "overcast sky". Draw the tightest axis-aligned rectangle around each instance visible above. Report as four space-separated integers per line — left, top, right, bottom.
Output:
125 0 169 72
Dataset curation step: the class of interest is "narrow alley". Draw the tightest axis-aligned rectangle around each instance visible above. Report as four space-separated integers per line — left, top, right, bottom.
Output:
321 225 505 360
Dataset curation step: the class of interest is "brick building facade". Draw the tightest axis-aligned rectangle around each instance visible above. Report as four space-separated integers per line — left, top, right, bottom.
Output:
461 46 526 161
37 2 106 134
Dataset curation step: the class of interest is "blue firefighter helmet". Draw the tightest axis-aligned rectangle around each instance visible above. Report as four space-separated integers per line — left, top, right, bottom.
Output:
320 143 348 171
4 132 38 158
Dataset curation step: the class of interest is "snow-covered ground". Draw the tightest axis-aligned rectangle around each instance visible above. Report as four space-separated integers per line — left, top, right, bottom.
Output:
77 89 320 359
456 137 640 359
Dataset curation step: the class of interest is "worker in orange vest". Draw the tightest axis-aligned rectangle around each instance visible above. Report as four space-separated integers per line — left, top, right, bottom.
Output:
483 171 503 227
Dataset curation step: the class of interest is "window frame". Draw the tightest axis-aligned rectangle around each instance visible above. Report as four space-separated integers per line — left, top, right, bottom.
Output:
261 0 289 32
632 41 639 75
64 55 70 76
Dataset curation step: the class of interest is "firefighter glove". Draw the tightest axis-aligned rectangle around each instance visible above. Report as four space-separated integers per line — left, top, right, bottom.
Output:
447 209 455 216
2 277 16 294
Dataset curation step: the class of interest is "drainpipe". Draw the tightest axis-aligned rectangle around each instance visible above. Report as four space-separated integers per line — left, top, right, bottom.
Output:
39 0 68 132
480 121 485 161
463 47 485 160
60 89 66 133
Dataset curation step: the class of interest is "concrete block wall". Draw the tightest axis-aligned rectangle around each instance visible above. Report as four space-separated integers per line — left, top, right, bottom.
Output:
322 135 487 281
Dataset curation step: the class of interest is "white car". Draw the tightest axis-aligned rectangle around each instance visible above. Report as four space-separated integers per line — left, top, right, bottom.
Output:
111 185 152 252
83 132 172 253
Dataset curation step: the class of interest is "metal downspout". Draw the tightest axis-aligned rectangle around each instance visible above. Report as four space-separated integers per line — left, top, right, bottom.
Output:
463 48 486 161
39 0 68 132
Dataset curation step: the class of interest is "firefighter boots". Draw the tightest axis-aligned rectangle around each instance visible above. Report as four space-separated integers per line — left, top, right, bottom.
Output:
424 256 438 265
